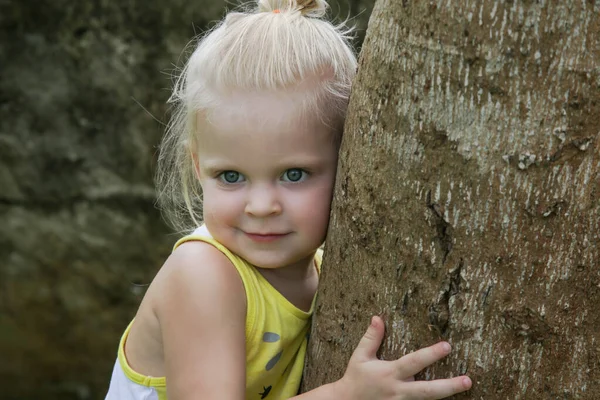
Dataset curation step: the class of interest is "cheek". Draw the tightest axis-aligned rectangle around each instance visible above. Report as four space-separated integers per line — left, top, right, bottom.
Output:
289 183 333 230
202 187 244 222
313 186 334 227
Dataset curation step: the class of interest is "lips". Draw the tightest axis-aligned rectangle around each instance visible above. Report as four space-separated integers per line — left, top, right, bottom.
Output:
245 232 289 243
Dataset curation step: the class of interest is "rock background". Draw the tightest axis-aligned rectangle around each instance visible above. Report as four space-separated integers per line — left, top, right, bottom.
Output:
0 1 373 399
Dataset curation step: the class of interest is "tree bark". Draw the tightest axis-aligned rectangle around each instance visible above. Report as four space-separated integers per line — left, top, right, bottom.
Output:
303 1 599 398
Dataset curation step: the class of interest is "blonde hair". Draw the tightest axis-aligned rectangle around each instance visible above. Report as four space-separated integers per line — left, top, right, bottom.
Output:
156 0 357 232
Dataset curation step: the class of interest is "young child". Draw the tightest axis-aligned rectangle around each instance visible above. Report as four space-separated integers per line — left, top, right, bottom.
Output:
106 0 472 399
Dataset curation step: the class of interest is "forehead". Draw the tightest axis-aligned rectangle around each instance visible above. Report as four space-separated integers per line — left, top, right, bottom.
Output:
197 89 335 154
208 89 314 129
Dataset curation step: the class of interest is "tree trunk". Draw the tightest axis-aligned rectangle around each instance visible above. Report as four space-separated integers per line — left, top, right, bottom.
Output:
303 1 599 398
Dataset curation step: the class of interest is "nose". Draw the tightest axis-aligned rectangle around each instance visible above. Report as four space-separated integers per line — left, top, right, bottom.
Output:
244 183 282 217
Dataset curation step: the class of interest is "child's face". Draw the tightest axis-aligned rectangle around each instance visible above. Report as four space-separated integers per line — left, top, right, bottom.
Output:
196 90 338 270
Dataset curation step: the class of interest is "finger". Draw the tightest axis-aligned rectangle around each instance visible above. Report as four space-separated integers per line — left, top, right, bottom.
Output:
351 316 385 362
394 342 452 378
401 376 472 399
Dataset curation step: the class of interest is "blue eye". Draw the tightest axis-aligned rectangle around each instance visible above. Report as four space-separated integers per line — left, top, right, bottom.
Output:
219 171 244 183
282 168 306 183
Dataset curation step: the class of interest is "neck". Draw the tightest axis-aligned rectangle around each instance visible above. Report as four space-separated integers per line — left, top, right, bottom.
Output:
256 251 319 312
257 252 317 282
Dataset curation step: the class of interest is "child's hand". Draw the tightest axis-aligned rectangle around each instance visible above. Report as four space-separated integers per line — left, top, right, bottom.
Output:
336 316 472 399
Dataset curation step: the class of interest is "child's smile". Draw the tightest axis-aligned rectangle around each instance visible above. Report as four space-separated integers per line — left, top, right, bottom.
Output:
244 232 290 243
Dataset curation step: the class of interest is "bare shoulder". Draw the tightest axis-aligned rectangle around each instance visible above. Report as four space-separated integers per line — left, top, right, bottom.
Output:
149 240 247 316
127 240 247 376
147 239 248 398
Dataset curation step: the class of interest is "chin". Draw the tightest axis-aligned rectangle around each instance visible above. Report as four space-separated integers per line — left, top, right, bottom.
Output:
244 254 291 269
247 251 311 269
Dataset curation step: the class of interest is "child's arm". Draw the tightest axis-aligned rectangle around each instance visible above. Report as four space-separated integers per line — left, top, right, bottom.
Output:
152 242 470 400
291 316 472 400
154 241 248 399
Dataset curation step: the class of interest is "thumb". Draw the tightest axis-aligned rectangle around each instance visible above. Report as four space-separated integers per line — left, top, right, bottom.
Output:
352 316 385 362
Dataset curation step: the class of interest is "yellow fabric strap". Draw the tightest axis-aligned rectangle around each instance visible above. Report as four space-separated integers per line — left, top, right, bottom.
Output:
118 320 166 388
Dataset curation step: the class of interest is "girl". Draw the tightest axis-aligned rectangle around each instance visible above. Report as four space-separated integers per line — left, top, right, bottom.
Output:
106 0 472 399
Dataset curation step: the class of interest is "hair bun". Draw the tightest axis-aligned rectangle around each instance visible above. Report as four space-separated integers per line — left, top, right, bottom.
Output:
257 0 329 17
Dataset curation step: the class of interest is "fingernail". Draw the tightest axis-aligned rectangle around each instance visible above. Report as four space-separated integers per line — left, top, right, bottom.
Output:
462 377 472 389
370 316 377 327
441 342 451 352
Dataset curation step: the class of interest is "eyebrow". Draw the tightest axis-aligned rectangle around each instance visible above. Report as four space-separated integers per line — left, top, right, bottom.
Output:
272 156 328 170
206 150 327 163
199 159 237 172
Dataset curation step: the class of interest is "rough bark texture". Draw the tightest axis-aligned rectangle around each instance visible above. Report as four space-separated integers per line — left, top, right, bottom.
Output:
304 1 599 399
0 1 374 399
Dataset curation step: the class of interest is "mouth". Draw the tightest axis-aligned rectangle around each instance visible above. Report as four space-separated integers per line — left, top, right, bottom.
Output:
245 232 289 243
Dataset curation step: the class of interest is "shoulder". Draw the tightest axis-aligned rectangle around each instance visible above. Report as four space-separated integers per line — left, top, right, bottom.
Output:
168 239 237 274
145 240 248 398
148 240 247 320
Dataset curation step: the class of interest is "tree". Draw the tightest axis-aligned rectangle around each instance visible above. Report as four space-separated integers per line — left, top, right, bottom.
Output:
302 0 599 398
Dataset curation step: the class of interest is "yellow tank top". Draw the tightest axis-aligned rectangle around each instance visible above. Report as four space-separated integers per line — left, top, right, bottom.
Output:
106 229 322 400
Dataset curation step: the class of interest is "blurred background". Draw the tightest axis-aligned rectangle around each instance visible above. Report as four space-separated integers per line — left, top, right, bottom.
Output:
0 1 374 399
